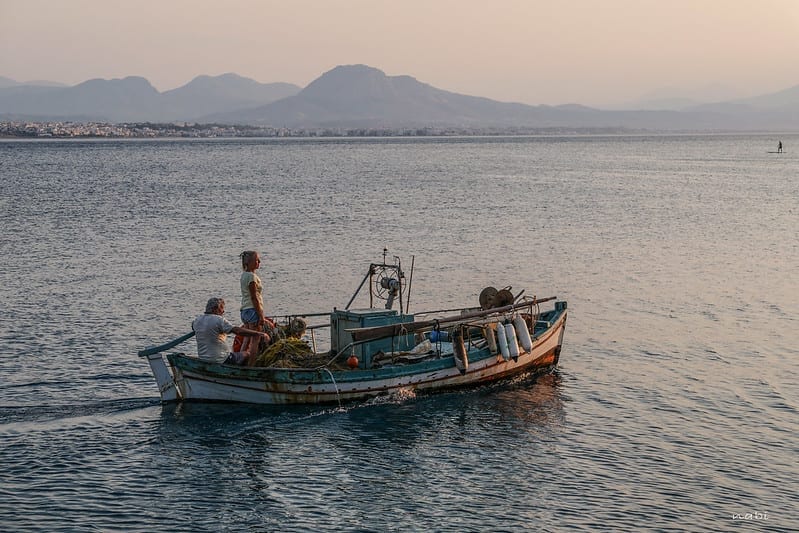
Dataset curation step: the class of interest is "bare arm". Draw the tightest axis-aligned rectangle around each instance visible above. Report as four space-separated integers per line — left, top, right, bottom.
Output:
232 326 269 339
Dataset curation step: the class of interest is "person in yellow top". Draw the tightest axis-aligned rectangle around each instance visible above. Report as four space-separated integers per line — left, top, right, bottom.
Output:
239 250 275 358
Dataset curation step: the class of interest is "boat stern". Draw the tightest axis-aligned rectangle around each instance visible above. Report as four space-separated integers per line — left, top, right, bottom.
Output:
143 353 181 402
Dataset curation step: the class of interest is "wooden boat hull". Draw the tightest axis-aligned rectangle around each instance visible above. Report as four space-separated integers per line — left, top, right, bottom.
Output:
149 307 566 404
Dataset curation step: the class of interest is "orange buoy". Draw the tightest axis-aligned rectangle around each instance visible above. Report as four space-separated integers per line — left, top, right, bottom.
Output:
347 355 359 369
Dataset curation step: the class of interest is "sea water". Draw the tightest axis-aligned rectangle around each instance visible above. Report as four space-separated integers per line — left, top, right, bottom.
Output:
1 134 797 531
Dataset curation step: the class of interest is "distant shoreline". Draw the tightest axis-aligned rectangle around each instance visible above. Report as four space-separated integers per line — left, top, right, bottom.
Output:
2 121 796 139
0 120 646 139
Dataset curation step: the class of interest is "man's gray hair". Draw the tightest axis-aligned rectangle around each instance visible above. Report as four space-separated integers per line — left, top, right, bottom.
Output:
205 297 225 314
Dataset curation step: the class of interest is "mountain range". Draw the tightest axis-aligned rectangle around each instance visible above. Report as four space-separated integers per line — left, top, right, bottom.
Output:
0 73 300 123
2 65 798 131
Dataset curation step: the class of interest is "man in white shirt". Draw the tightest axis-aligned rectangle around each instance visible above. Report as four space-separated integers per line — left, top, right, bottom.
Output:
193 297 269 365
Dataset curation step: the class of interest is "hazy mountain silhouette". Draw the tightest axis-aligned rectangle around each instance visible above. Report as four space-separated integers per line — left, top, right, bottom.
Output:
678 84 799 130
0 76 67 89
203 65 607 127
1 66 798 130
0 74 300 122
0 76 162 121
161 73 299 119
204 64 784 130
614 83 745 111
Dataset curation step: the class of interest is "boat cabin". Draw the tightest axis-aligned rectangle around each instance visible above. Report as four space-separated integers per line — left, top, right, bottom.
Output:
330 308 415 368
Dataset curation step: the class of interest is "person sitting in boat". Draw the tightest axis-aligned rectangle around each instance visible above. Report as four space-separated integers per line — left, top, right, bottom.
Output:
193 297 269 366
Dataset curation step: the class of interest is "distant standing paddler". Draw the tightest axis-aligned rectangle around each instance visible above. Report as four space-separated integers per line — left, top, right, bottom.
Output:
778 140 783 153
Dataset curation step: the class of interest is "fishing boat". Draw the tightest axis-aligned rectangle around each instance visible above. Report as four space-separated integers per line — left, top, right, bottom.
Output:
139 251 568 405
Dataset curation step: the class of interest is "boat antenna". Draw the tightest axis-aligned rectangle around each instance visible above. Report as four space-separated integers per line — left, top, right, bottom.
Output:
405 255 415 313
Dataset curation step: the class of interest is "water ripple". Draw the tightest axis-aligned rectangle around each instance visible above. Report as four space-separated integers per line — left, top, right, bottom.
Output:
2 136 798 531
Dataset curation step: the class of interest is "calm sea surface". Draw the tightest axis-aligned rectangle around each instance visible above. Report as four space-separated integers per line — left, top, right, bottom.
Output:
1 134 797 531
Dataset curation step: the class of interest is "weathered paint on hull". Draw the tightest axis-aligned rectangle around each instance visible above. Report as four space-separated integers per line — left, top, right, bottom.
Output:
164 311 567 405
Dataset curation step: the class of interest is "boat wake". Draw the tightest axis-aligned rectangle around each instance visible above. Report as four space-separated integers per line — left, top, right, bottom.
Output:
363 387 418 405
0 396 161 436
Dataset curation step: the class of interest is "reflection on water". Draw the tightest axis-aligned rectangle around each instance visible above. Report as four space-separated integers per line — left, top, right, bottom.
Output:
153 370 565 450
488 371 566 428
130 371 569 531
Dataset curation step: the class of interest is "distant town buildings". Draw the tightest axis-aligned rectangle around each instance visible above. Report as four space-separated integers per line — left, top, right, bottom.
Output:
0 121 285 138
0 121 617 139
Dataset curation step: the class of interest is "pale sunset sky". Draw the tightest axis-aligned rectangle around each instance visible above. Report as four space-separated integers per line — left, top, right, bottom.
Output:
1 0 798 107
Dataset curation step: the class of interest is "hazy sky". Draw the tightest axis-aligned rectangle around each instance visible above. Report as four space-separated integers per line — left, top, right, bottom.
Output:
2 0 798 107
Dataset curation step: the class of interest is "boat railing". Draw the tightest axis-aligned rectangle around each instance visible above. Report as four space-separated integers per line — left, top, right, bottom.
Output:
138 331 196 357
137 298 562 368
346 297 556 343
413 305 482 317
273 311 332 320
